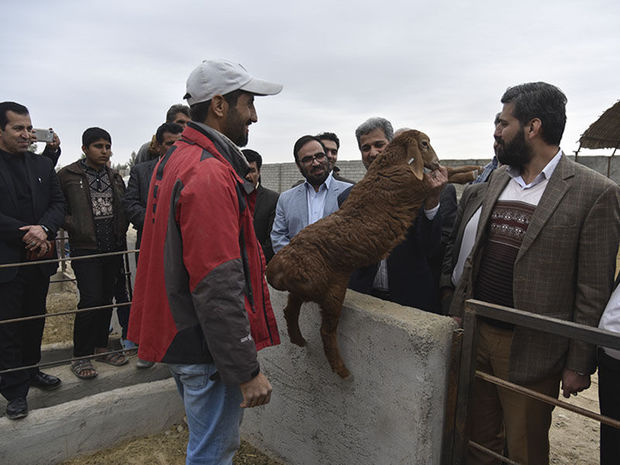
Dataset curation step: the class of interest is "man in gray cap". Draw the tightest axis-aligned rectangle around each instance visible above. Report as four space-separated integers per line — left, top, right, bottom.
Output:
128 59 282 465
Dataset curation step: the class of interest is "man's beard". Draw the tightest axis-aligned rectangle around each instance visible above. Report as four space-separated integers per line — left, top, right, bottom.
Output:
223 107 249 147
303 164 329 187
495 126 532 168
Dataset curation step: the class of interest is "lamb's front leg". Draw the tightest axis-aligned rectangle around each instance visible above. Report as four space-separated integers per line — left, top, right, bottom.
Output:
446 164 483 184
284 292 306 346
319 282 351 379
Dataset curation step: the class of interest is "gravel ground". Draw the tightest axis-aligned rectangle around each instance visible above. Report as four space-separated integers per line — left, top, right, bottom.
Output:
59 422 283 465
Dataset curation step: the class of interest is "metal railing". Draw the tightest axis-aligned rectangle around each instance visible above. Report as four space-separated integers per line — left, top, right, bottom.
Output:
0 241 138 376
444 299 620 465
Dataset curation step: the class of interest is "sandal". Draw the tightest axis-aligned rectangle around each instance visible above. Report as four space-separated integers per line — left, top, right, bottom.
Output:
71 359 98 379
94 351 129 367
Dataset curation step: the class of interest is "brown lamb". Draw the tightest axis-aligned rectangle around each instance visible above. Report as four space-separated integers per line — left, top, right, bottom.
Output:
266 129 480 379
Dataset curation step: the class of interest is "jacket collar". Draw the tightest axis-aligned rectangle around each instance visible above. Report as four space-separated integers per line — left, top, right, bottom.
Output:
184 122 255 195
477 153 573 263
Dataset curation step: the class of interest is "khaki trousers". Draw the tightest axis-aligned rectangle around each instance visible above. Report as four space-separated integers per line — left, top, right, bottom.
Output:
467 322 561 465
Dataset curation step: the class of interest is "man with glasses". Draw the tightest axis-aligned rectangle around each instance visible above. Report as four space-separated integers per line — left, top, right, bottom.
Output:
271 135 352 254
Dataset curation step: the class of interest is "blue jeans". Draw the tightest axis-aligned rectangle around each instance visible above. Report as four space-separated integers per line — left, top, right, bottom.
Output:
168 363 244 465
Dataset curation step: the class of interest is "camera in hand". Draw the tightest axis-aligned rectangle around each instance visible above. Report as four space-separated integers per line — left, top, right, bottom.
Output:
33 128 54 143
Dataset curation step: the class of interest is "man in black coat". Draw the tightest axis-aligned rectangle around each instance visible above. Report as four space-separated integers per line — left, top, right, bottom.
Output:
0 102 65 419
242 149 279 263
124 122 183 253
337 118 447 313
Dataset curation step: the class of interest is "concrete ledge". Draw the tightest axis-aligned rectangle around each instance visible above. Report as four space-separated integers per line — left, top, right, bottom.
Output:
0 353 171 414
40 341 74 364
0 379 184 465
242 288 457 465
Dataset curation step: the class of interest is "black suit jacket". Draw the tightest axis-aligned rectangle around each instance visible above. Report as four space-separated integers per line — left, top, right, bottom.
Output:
123 157 158 249
429 184 457 300
253 185 279 263
0 151 64 282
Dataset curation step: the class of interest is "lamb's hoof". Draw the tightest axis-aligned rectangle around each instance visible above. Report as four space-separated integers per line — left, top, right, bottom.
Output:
289 335 307 347
334 366 352 380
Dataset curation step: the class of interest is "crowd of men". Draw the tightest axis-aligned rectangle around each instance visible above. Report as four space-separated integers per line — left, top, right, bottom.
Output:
0 58 619 465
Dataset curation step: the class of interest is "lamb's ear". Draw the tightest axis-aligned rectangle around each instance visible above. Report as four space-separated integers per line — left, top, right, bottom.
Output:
406 138 425 181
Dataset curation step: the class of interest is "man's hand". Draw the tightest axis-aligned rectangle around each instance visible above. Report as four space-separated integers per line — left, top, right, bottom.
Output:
20 225 48 250
239 372 272 408
423 165 448 209
31 241 51 258
561 368 591 398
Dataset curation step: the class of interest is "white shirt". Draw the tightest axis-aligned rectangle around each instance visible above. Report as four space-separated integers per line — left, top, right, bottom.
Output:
598 283 620 360
505 149 562 190
305 172 334 225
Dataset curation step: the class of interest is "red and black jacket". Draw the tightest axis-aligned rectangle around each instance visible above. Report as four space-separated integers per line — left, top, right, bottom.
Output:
128 122 280 385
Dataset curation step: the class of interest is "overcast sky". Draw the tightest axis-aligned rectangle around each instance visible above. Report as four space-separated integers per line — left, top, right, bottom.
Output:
2 0 618 168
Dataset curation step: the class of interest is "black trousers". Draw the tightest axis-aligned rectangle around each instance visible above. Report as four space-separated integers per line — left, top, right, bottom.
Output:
0 266 50 401
71 252 121 357
599 348 620 465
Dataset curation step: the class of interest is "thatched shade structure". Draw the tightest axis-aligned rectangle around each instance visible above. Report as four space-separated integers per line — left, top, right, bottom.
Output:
577 100 620 155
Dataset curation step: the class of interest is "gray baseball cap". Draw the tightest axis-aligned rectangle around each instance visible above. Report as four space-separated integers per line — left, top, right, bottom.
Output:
184 59 283 105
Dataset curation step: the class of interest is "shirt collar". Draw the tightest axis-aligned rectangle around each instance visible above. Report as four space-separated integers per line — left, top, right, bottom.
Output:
506 149 562 189
305 171 334 192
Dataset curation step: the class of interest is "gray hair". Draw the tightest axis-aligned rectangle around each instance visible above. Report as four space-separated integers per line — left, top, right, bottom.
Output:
355 117 394 147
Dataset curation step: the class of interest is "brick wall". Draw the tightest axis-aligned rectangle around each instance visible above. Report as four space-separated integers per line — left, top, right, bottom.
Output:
261 156 619 196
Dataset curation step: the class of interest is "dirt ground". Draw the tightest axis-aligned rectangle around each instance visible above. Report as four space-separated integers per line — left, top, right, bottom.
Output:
45 276 606 464
44 284 283 465
59 422 282 465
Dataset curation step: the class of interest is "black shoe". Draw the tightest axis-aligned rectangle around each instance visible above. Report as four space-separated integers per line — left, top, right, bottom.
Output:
6 397 28 420
30 371 62 391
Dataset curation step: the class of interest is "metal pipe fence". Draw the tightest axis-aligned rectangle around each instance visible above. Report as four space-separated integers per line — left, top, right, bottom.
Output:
0 241 138 375
446 298 620 465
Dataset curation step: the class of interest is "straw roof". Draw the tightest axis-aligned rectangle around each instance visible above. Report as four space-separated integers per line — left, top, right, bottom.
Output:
579 100 620 150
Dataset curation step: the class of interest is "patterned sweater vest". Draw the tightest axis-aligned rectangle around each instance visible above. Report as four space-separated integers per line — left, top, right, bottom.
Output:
475 200 536 308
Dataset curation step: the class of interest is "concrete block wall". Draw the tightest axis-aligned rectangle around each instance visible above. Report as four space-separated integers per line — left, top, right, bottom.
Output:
241 288 457 465
0 379 183 465
261 156 619 194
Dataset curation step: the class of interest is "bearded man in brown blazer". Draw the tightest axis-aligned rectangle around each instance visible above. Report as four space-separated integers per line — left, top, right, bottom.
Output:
447 82 620 465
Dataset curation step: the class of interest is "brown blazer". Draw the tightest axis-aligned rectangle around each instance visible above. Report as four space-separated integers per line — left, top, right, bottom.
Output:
449 154 620 384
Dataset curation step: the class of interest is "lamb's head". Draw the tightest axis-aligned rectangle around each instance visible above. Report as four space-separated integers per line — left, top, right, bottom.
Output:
384 129 440 181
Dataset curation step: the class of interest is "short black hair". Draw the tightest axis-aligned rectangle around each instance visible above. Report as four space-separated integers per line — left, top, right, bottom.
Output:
165 104 190 123
189 89 243 124
0 101 29 130
501 82 567 146
316 132 340 149
242 149 262 171
155 122 183 144
82 127 111 147
293 135 325 165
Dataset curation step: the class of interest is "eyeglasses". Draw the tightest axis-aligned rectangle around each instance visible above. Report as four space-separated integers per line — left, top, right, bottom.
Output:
300 152 326 165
